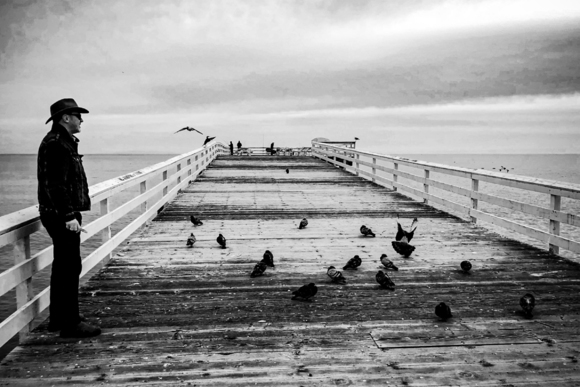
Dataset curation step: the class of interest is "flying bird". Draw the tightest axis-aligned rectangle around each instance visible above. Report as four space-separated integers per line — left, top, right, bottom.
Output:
186 233 196 247
327 266 347 284
299 218 308 229
395 215 418 242
216 233 226 248
360 225 376 237
250 261 268 277
460 260 472 273
380 254 398 271
174 126 203 135
435 302 453 321
291 283 318 301
262 250 274 267
203 136 216 145
520 293 535 318
391 241 416 258
343 255 362 270
190 215 203 226
375 270 395 290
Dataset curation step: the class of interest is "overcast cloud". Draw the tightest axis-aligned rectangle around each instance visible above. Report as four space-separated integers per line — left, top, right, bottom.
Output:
1 0 579 154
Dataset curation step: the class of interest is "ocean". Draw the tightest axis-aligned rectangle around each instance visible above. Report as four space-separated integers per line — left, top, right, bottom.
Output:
0 152 579 357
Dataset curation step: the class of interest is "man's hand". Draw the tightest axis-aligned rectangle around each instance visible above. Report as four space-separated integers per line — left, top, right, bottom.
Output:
65 219 86 233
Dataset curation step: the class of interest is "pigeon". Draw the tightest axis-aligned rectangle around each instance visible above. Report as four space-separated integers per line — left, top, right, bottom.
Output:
186 233 196 247
250 261 267 277
395 215 418 242
435 302 453 321
520 293 535 318
327 266 346 284
262 250 274 267
391 241 416 258
375 270 395 290
360 225 376 237
203 136 216 145
174 126 203 135
380 254 398 271
299 218 308 229
216 233 226 248
286 168 289 174
190 215 203 226
460 260 472 273
291 283 318 301
343 255 362 270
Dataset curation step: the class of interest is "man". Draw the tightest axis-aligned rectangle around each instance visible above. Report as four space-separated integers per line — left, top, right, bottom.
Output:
237 140 242 152
270 142 276 156
37 98 101 338
229 141 234 155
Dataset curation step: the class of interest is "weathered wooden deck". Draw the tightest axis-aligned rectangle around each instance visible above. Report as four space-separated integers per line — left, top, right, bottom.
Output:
1 155 580 386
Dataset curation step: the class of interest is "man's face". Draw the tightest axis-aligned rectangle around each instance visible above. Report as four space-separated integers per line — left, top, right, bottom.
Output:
64 112 83 134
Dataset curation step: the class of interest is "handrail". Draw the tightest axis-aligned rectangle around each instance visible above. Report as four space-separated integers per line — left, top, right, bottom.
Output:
312 140 580 256
0 140 229 348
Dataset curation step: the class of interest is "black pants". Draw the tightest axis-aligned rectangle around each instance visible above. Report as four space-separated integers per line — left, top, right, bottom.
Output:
41 212 82 329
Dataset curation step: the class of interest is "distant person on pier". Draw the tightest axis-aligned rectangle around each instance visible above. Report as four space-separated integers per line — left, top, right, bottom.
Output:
270 142 276 156
37 98 101 338
237 140 242 153
229 141 234 155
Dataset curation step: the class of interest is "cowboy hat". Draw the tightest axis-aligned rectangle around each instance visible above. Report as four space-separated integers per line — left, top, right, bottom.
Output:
45 98 89 124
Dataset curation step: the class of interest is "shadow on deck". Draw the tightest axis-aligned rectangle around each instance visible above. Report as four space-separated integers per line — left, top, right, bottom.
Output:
1 155 579 386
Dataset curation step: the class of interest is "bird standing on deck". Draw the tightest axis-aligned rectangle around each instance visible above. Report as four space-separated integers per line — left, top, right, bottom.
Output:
299 218 308 229
250 261 267 277
435 302 453 321
262 250 274 267
343 255 362 270
520 293 535 318
460 260 472 273
327 266 347 284
292 283 318 301
286 168 289 174
190 215 203 226
216 233 226 248
174 126 203 135
186 233 196 247
375 270 395 289
380 254 398 271
360 225 376 237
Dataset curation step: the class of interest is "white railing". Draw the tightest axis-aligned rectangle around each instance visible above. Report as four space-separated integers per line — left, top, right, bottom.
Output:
312 141 580 256
233 147 312 156
0 141 228 347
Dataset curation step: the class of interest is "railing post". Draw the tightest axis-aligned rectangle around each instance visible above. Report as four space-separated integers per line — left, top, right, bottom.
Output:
355 154 360 176
177 163 182 185
162 170 168 196
372 157 376 183
393 163 398 191
549 194 561 255
423 170 430 204
470 178 479 223
100 198 112 260
140 181 147 212
14 236 32 341
187 159 192 176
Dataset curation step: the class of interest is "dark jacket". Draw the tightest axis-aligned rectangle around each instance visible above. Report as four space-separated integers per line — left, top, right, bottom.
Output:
37 123 91 221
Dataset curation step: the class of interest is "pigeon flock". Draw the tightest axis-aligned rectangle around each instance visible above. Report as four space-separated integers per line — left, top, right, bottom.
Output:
185 213 536 320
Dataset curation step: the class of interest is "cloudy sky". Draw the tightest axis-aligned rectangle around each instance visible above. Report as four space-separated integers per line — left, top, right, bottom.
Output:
1 0 579 154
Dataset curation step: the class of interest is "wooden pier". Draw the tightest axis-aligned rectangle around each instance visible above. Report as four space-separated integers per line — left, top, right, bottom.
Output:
1 155 580 386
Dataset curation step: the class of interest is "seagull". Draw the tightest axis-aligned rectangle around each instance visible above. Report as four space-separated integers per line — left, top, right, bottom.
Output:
262 250 274 267
360 225 376 237
299 218 308 229
460 260 472 273
520 293 535 318
435 302 452 321
291 283 318 301
186 233 196 248
203 136 216 145
395 215 418 242
375 270 395 290
354 137 360 140
190 215 203 226
216 233 226 249
250 261 267 277
174 126 203 134
343 255 362 270
327 266 346 284
380 254 398 271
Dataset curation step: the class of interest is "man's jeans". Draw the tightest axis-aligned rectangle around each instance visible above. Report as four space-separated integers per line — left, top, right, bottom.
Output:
41 212 82 329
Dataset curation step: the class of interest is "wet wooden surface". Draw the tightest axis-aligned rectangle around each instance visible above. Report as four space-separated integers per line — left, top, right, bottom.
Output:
1 155 580 386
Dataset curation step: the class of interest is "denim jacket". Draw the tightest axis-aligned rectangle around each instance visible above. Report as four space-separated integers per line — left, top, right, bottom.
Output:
37 123 91 221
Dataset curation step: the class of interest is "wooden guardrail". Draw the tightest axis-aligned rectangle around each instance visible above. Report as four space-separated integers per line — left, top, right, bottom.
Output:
0 141 228 347
312 141 580 257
